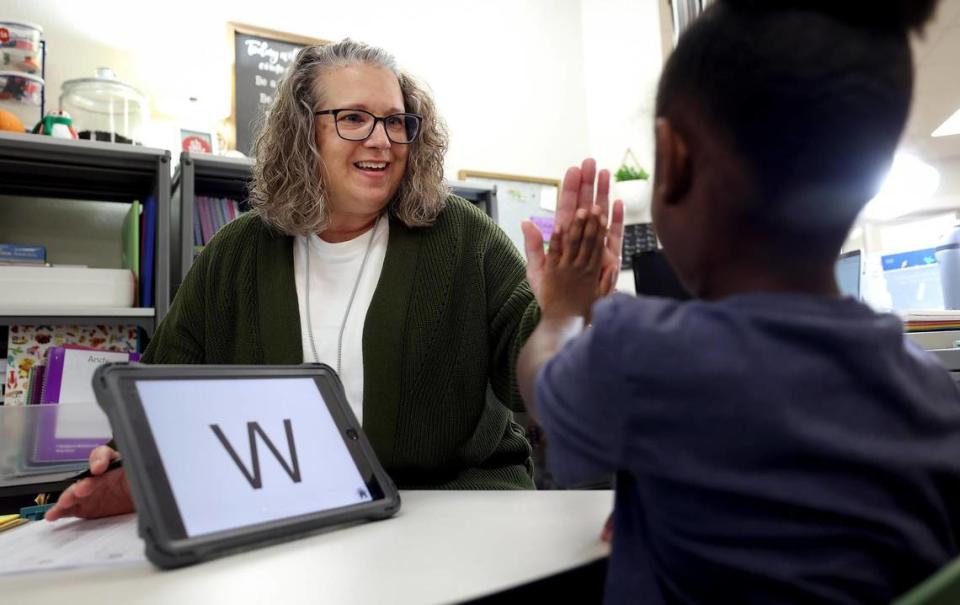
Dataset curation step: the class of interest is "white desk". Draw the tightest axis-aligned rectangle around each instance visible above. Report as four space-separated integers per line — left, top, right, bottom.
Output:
0 490 612 605
907 330 960 351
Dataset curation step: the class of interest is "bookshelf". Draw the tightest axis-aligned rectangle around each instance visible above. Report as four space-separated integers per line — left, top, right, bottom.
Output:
0 132 171 335
170 152 252 296
170 152 499 301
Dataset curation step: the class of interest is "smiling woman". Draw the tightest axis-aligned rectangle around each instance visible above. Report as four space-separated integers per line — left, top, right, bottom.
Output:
249 41 448 240
152 40 539 489
47 38 584 522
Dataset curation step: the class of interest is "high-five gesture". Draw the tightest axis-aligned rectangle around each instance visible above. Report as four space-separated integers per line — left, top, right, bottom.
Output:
522 159 625 304
539 207 609 320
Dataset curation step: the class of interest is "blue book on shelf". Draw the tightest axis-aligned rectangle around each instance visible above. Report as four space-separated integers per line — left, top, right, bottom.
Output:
140 195 157 307
0 243 46 263
214 196 227 231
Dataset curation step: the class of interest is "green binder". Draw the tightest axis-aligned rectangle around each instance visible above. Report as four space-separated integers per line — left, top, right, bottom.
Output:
122 200 140 305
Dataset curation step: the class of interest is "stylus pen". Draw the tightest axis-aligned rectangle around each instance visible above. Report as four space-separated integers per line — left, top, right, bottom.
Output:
71 458 124 482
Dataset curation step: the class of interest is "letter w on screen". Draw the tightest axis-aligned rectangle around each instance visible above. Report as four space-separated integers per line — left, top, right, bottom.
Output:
210 419 302 489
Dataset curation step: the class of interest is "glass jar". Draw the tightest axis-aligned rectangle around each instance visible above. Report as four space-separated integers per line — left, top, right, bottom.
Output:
60 67 148 144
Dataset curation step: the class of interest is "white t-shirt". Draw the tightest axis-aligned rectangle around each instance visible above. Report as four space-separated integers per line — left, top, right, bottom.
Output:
293 217 389 425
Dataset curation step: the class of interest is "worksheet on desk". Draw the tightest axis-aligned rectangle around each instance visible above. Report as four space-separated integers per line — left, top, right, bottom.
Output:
0 514 146 575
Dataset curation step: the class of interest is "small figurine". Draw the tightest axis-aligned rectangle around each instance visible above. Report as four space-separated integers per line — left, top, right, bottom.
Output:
32 110 79 139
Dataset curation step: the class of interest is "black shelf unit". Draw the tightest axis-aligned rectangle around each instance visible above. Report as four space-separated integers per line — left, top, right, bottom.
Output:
170 152 499 299
0 132 172 333
170 152 253 295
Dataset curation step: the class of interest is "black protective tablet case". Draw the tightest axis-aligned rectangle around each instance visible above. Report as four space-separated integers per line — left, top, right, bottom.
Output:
92 363 400 569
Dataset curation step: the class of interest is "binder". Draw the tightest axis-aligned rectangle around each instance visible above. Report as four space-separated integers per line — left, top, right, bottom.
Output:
3 325 138 405
40 344 141 404
122 200 140 305
33 345 141 463
193 195 203 248
198 196 214 244
140 195 156 308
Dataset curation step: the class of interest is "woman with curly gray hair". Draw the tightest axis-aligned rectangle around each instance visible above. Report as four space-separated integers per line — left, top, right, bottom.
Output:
48 39 627 521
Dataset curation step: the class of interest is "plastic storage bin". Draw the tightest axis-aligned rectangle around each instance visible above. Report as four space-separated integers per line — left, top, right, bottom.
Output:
0 266 135 308
0 21 42 75
0 70 41 130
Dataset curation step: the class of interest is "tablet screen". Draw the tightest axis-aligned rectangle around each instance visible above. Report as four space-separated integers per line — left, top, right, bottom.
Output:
135 377 374 538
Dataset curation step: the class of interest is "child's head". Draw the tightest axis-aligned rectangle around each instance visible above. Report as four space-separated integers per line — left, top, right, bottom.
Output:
651 0 939 298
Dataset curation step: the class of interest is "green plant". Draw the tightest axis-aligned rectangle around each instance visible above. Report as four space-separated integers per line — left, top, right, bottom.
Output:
614 165 649 182
614 147 650 182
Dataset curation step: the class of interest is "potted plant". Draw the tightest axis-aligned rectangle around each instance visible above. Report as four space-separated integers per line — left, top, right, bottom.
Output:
614 164 650 183
612 148 652 223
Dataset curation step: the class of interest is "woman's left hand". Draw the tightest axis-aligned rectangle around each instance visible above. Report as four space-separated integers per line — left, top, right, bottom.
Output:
523 158 625 306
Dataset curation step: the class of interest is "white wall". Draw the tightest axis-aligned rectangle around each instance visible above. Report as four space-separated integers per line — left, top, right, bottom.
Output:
580 0 663 189
6 0 602 182
580 0 665 291
7 0 670 182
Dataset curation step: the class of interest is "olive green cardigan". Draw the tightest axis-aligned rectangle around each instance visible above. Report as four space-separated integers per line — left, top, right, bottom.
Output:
143 196 540 489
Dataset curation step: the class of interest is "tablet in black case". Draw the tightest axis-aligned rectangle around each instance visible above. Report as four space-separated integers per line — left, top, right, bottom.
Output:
92 363 400 569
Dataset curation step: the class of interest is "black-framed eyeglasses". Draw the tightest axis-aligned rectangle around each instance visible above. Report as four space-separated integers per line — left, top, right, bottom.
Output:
314 109 422 144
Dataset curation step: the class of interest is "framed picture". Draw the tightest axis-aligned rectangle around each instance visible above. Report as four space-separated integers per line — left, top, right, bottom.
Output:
180 129 214 154
227 23 329 155
457 170 560 254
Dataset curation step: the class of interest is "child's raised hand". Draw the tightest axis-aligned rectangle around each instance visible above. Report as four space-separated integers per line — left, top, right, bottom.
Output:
539 206 609 320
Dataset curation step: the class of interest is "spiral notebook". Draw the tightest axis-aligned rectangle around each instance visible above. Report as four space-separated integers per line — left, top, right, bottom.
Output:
31 345 140 463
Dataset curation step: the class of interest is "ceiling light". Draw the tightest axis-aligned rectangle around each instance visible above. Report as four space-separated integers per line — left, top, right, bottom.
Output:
933 107 960 138
862 152 940 222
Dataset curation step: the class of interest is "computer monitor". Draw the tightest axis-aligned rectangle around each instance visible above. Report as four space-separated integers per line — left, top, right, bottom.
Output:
835 250 862 300
881 248 943 311
448 181 497 221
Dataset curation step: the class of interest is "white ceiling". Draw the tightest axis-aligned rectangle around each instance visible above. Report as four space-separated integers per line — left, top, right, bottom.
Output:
907 0 960 161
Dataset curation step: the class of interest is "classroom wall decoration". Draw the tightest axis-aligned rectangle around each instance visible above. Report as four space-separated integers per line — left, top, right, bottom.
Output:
457 170 560 256
229 23 327 155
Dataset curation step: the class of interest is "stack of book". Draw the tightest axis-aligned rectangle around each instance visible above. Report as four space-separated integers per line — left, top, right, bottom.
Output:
194 196 243 256
0 243 46 266
901 310 960 333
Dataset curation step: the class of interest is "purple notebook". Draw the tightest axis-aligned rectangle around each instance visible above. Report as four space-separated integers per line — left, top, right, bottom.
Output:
32 345 140 463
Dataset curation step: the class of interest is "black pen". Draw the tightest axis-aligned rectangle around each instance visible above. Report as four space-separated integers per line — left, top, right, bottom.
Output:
71 458 124 482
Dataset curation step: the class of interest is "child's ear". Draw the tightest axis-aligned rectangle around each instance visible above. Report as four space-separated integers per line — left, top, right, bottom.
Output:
654 118 692 207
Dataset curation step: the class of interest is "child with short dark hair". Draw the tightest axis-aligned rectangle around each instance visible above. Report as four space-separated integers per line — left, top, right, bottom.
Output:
519 1 960 602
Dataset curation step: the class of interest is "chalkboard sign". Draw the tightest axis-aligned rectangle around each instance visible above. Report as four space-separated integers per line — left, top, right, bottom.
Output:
230 24 326 155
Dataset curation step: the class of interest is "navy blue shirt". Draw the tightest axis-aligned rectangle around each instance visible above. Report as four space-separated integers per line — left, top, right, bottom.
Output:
536 293 960 604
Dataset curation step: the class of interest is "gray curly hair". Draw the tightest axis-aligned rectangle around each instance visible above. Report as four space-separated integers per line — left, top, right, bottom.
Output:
248 39 450 236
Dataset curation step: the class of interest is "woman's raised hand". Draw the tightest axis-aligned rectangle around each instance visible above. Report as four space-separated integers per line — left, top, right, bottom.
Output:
522 158 625 305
